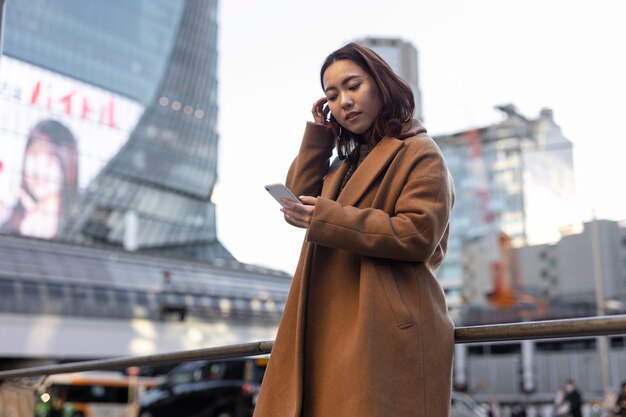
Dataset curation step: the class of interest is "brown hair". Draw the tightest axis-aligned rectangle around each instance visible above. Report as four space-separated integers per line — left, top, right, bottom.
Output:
320 42 415 161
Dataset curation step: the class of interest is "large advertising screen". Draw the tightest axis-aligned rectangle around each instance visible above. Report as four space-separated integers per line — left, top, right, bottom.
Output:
0 56 144 239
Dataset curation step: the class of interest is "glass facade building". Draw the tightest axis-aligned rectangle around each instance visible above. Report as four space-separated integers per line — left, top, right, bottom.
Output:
3 0 183 105
0 0 230 261
433 105 577 319
0 0 291 334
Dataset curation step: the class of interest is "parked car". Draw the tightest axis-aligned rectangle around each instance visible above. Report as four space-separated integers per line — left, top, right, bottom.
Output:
451 391 489 417
137 357 267 417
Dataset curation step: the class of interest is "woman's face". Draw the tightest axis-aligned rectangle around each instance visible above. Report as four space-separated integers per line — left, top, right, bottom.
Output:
322 59 383 135
24 135 63 200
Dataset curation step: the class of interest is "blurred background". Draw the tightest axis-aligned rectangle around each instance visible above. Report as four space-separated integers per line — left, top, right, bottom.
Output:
1 0 625 416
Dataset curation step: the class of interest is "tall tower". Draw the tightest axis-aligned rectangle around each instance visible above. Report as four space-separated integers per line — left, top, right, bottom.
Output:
60 0 229 261
356 37 423 122
0 0 231 262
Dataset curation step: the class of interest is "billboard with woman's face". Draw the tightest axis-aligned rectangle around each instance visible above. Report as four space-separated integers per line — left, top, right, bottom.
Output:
0 56 144 238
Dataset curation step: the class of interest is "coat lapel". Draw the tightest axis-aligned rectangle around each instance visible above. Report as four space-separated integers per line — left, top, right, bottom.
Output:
320 119 425 205
336 137 404 206
320 157 348 200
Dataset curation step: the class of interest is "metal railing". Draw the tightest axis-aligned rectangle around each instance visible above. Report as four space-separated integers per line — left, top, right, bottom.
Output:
1 314 625 380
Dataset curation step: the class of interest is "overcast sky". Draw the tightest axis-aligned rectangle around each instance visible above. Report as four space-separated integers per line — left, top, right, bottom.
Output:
213 0 626 273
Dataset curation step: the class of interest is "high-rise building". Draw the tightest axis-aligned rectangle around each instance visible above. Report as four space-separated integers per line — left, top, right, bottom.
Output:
356 37 423 122
433 105 578 319
0 0 230 261
0 0 291 356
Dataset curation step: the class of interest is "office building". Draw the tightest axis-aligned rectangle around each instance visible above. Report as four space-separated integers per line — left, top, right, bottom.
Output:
516 219 626 305
459 219 626 323
0 0 291 363
433 105 578 319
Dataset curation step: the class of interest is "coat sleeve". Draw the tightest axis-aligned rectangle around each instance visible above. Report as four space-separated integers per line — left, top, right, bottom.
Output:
306 147 454 262
285 122 335 197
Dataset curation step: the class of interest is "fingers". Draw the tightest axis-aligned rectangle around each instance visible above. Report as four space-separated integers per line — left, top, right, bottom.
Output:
283 212 308 229
298 195 317 205
282 207 310 228
281 196 317 212
311 97 328 125
280 196 317 228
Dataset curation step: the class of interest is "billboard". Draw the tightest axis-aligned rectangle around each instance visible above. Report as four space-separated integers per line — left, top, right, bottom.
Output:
0 56 144 238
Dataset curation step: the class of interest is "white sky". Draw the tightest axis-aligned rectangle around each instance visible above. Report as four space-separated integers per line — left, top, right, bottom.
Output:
213 0 626 274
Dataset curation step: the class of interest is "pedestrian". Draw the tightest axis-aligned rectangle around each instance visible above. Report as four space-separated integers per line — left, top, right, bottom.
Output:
564 378 583 417
252 42 455 417
488 395 502 417
615 382 626 417
554 388 570 417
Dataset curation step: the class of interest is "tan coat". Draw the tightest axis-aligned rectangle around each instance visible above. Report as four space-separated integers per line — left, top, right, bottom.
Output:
254 120 455 417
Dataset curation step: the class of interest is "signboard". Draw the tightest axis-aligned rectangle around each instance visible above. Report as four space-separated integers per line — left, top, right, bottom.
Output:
0 56 144 238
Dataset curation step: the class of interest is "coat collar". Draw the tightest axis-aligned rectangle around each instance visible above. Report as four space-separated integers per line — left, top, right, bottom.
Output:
321 119 426 206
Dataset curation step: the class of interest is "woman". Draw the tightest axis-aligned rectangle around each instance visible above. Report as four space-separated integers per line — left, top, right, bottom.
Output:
1 119 78 238
254 43 455 417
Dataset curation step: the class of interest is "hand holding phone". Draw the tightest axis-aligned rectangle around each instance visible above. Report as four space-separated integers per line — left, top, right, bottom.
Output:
265 183 300 208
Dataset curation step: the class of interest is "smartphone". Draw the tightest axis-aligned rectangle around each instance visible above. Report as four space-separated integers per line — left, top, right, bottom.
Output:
265 183 300 207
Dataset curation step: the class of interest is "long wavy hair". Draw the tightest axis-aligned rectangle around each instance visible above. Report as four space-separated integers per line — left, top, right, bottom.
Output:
320 42 415 162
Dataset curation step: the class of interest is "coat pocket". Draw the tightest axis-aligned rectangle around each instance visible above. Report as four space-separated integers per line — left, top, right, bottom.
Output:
374 263 414 329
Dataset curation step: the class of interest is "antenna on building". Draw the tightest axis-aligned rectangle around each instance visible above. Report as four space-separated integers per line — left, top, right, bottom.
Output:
495 104 528 122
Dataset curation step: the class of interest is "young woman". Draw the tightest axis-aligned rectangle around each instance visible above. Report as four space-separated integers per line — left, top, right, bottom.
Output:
254 43 455 417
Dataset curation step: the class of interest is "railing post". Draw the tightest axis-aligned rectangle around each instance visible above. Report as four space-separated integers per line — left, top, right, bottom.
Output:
453 344 468 391
521 339 535 393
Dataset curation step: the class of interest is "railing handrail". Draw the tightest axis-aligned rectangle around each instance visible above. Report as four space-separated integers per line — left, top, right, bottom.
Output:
1 314 625 380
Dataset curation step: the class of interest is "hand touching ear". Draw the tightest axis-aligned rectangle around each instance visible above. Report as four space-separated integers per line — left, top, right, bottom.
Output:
311 97 329 126
312 97 340 138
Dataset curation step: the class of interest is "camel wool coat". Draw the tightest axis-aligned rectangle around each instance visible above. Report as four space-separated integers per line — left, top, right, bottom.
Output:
253 120 455 417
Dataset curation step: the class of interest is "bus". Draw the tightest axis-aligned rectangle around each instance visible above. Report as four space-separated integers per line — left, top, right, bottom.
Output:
34 370 158 417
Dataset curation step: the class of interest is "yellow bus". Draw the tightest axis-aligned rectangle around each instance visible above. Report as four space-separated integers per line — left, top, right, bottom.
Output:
34 370 158 417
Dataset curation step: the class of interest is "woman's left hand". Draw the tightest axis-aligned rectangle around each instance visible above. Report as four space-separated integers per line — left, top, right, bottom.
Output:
281 196 317 228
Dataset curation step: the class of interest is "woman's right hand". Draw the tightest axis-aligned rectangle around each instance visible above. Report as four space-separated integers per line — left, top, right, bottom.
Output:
311 97 330 126
281 196 317 229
